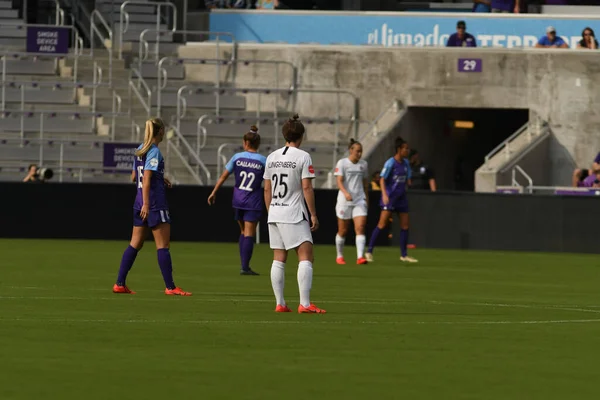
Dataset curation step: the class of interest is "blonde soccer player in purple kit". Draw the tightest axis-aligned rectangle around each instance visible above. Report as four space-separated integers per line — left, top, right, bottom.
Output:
365 137 418 264
208 125 266 275
113 117 192 295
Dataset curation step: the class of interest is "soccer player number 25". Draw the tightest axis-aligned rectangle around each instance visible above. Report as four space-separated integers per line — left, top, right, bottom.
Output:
239 171 256 192
272 173 288 199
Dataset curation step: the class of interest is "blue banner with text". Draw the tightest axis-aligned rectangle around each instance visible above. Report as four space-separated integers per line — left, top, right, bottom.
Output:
209 11 600 48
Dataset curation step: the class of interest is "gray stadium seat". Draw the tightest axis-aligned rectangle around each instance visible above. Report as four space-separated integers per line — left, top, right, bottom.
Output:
2 87 75 104
0 143 103 163
151 92 245 109
0 115 94 133
4 59 57 75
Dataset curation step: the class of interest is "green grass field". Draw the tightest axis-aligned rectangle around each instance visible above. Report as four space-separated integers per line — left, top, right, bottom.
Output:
1 239 600 399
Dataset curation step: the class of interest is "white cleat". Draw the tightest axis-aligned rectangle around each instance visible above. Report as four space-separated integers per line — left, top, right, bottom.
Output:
400 256 419 263
365 252 374 262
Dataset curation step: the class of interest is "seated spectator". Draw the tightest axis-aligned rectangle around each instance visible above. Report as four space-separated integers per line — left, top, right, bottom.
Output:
204 0 255 8
536 26 569 49
473 0 491 13
577 27 598 50
578 170 600 188
491 0 519 13
572 152 600 187
446 21 477 48
409 150 436 192
256 0 277 8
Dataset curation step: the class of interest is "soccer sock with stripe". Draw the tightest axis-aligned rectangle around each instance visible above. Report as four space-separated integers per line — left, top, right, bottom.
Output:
356 235 366 259
270 260 286 306
116 245 138 286
367 226 382 253
298 260 313 308
335 234 345 258
241 236 254 271
157 248 176 290
400 229 409 258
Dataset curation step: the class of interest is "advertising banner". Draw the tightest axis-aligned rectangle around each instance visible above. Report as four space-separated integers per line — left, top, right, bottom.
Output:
103 143 139 172
209 10 600 48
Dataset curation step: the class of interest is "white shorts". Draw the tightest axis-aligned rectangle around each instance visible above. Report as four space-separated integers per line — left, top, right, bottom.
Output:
335 199 368 220
268 220 313 250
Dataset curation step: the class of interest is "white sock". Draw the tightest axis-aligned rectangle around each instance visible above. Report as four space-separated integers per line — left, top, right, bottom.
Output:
297 260 313 307
270 260 286 306
335 234 345 258
356 235 366 259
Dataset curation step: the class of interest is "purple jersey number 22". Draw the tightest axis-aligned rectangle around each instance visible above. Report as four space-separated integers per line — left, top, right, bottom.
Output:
458 58 482 73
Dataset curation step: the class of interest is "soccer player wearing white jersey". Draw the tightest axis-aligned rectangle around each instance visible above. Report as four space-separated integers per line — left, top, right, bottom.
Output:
334 139 369 265
263 114 326 314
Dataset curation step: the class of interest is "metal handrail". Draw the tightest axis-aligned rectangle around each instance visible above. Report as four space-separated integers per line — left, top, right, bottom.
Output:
358 99 400 143
55 0 65 25
216 142 234 175
175 85 359 149
167 125 210 185
128 68 152 118
512 165 533 193
90 10 113 84
139 29 236 65
484 122 529 165
119 1 177 60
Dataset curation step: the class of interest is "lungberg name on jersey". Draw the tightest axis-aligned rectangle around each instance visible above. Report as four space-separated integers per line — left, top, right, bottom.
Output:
268 161 297 169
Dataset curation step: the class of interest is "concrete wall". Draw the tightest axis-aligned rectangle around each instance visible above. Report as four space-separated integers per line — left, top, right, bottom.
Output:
179 43 600 185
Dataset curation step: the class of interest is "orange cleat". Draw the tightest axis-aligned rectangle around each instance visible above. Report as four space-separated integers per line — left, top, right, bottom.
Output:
113 284 136 294
298 303 326 314
356 257 368 265
165 287 192 296
275 304 292 313
336 257 346 265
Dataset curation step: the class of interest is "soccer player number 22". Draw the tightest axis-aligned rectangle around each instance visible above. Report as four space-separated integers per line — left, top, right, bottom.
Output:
458 58 482 73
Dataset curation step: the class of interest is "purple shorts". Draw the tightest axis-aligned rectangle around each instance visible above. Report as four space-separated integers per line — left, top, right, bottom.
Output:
381 196 409 213
133 209 171 228
234 208 262 222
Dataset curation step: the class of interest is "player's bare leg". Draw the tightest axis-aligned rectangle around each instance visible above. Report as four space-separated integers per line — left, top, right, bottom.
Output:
398 213 417 263
335 218 350 265
240 221 259 276
354 215 368 264
272 249 290 312
114 226 148 294
296 241 326 314
153 223 192 295
366 210 392 262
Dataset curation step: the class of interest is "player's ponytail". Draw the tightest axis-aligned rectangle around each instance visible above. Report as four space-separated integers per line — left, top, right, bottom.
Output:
243 125 261 150
348 138 361 149
136 117 165 157
282 113 305 143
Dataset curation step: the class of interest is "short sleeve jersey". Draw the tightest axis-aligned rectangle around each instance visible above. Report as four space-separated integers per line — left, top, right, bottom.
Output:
538 35 566 47
380 157 411 199
133 144 168 211
335 157 368 205
410 163 434 190
226 151 267 211
263 146 315 224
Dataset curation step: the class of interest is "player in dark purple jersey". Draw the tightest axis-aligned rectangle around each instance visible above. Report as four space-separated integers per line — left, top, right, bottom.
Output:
113 117 192 296
208 125 266 275
366 137 418 263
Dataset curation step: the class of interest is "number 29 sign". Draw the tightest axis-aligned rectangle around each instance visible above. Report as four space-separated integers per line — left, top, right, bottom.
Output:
458 58 482 73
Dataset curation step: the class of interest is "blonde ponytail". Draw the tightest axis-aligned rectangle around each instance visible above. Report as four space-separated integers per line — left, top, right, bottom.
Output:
136 117 165 157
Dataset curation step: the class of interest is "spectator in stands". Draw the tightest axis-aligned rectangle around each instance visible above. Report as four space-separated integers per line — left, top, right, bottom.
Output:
23 164 39 183
536 26 569 48
409 150 436 192
572 152 600 187
577 27 598 50
473 0 491 13
446 21 477 48
491 0 519 13
204 0 255 8
257 0 278 7
371 172 381 191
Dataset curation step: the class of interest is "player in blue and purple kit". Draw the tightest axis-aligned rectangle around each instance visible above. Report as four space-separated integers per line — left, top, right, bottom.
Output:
365 137 418 264
208 125 266 275
113 117 192 296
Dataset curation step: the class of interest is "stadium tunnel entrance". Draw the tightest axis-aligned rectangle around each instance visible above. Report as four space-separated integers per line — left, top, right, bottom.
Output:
371 107 529 191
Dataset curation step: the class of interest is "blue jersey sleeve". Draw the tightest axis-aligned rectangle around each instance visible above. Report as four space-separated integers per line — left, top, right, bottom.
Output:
380 158 395 179
555 37 566 46
144 146 161 171
226 153 241 173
